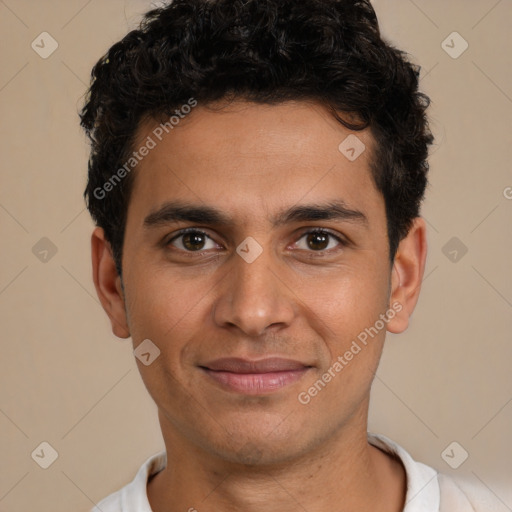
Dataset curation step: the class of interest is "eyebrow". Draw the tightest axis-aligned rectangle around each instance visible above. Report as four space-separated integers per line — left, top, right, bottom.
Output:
143 200 369 229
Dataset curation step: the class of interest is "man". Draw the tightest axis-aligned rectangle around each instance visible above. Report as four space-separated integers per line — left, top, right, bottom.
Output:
81 1 504 510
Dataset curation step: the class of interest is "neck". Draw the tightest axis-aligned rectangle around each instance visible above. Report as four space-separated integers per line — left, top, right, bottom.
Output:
147 405 406 512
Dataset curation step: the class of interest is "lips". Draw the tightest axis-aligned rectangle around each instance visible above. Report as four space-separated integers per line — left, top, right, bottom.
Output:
200 357 312 394
203 357 309 373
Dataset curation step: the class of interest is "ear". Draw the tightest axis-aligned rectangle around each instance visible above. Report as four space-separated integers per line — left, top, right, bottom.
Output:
91 227 131 339
386 217 427 334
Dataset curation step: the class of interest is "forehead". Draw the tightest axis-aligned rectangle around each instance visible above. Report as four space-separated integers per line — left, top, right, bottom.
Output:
127 100 383 227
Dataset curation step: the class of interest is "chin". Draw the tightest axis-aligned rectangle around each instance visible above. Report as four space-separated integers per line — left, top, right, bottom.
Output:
202 425 314 467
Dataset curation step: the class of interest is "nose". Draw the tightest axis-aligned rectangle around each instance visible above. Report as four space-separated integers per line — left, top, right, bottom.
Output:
212 243 296 337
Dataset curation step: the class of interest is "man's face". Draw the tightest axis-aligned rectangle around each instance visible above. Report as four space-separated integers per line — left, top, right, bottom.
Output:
116 100 398 464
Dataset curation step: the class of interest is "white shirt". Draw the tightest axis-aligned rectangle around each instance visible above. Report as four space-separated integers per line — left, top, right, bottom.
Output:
91 432 507 512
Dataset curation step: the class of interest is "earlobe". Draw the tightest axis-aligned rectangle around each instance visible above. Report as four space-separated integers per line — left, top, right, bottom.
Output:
91 227 131 339
386 217 428 334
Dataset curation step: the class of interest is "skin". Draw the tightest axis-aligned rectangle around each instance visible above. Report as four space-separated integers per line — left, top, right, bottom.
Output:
91 100 427 512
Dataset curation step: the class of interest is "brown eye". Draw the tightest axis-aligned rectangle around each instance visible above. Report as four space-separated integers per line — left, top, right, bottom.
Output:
294 229 344 252
306 232 329 251
168 229 218 252
182 232 207 251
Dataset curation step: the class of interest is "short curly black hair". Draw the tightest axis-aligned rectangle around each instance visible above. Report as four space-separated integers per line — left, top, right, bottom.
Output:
80 0 434 277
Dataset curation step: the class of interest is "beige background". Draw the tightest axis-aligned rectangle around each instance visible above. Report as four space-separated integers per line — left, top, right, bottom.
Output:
0 0 511 510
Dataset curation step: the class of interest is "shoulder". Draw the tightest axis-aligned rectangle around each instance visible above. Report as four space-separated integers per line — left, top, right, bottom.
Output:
368 433 508 512
438 473 510 512
89 451 167 512
90 490 122 512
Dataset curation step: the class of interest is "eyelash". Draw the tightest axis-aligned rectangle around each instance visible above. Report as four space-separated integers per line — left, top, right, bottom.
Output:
165 227 347 255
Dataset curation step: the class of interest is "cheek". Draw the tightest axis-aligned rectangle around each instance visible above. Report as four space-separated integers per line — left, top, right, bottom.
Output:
300 264 389 342
123 271 208 407
296 270 388 414
124 268 207 354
